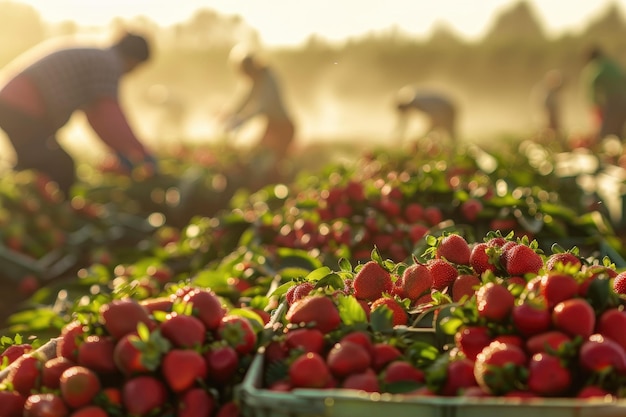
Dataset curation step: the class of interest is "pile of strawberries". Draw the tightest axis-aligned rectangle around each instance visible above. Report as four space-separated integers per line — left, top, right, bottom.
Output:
259 232 626 400
0 286 261 417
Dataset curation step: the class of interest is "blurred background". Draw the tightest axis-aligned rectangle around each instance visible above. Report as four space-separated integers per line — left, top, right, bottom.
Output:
0 0 624 162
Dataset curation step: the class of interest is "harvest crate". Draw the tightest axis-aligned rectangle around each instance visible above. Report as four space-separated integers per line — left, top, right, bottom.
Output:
238 350 626 417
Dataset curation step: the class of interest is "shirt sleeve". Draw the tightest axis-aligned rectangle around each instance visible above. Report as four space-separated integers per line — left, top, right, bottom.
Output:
83 97 150 160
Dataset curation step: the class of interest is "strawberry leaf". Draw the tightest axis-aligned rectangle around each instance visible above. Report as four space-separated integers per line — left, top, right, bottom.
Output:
336 294 368 326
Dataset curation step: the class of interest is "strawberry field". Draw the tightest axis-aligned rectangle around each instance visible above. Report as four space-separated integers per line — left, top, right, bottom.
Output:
2 136 626 417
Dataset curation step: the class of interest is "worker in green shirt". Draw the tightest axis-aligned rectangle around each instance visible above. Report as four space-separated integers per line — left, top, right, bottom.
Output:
582 46 626 141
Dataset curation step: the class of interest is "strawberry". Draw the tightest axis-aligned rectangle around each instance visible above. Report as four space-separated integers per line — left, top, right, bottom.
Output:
526 330 573 355
455 325 492 361
504 244 543 276
382 360 424 386
426 258 458 291
370 297 408 326
460 198 483 222
42 356 76 389
182 288 226 331
527 353 571 396
539 272 579 309
577 385 614 399
122 376 168 416
436 234 471 265
286 295 341 333
371 343 402 372
69 406 108 417
204 344 239 384
404 202 424 223
473 341 527 395
579 334 626 374
451 274 481 303
352 261 393 301
284 328 325 354
552 298 595 339
289 352 332 388
162 349 207 392
475 282 514 322
0 390 26 417
399 263 432 300
23 393 68 417
1 344 32 365
326 341 371 378
215 401 242 417
613 272 626 295
57 321 86 361
6 354 41 396
60 366 101 409
341 368 380 392
423 206 443 226
77 335 117 374
545 252 582 272
440 358 478 396
218 315 257 356
408 224 429 244
177 388 215 417
469 243 497 275
340 331 373 355
160 312 207 349
139 296 174 314
511 301 551 337
597 308 626 352
289 282 315 305
99 298 156 340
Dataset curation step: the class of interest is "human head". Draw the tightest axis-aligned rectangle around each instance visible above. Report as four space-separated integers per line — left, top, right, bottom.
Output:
113 32 151 73
584 45 604 64
395 85 415 113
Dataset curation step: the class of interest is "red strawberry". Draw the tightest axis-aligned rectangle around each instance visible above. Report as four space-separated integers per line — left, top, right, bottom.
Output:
6 354 41 396
399 263 432 300
69 406 108 417
455 325 492 361
437 234 471 265
613 272 626 295
469 243 497 275
340 331 373 355
139 296 174 314
23 393 68 417
99 298 156 340
60 366 101 409
552 298 595 339
475 282 514 322
42 356 76 389
57 321 86 361
579 334 626 374
371 343 402 372
0 390 26 417
426 258 458 291
205 344 239 384
423 206 443 226
286 295 341 333
370 297 408 326
451 274 481 303
1 344 32 365
527 353 571 396
539 273 579 309
288 352 332 388
545 252 582 272
215 401 241 417
326 341 372 378
440 358 478 396
352 261 393 301
597 308 626 352
474 341 527 395
526 330 573 355
382 360 424 386
504 244 543 276
511 300 551 337
77 335 117 374
218 315 257 356
160 312 207 348
577 386 614 399
290 282 315 304
177 388 215 417
162 349 207 392
112 333 152 376
284 328 325 354
404 202 424 223
122 376 168 416
341 368 379 392
182 288 226 331
460 198 483 222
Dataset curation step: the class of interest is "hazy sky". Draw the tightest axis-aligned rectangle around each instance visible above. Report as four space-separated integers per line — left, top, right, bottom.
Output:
13 0 626 46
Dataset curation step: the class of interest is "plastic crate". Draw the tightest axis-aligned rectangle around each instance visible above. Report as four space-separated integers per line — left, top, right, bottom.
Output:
239 350 626 417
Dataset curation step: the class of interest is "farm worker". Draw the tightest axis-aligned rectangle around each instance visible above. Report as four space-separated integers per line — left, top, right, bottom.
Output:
394 86 458 144
581 46 626 141
531 69 567 147
0 32 158 197
223 48 296 176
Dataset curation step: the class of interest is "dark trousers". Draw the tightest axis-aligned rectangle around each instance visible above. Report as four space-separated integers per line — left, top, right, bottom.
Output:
0 102 75 196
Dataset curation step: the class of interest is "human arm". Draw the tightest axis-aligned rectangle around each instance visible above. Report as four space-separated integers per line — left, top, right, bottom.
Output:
84 97 157 173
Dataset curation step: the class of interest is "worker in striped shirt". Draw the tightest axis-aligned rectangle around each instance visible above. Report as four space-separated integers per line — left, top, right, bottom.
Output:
0 32 157 196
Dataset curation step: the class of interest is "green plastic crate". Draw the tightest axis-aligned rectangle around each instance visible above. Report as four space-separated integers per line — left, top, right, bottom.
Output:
450 397 626 417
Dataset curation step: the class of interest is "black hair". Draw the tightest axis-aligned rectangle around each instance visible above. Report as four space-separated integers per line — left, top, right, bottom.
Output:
113 33 150 62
